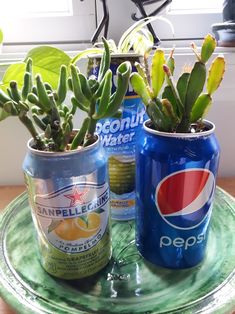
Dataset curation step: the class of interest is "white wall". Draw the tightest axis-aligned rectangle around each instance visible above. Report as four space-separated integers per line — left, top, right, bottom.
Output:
0 48 234 185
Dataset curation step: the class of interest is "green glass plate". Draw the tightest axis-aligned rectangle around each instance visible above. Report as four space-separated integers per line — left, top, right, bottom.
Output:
0 188 235 314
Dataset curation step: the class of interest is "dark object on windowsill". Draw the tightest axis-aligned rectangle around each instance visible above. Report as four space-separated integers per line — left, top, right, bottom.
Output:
131 0 172 45
81 0 109 45
212 0 235 47
212 22 235 47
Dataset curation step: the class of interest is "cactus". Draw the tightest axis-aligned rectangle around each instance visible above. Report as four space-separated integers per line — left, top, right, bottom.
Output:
131 34 225 133
0 38 131 151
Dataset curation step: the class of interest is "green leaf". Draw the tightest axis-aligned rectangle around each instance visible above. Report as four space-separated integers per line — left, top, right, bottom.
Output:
201 34 216 64
176 72 190 105
151 50 166 98
71 48 103 65
118 17 154 53
131 72 152 107
162 85 179 118
118 16 174 54
1 63 26 92
147 99 172 132
191 93 212 122
2 46 71 91
132 29 154 57
0 29 3 44
93 70 112 120
25 46 71 88
184 62 206 116
207 56 225 95
79 215 89 227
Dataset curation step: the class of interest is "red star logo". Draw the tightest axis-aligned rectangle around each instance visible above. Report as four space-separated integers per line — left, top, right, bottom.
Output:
65 187 89 206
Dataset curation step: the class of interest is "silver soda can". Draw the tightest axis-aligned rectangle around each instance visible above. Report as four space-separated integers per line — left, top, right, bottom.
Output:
88 54 147 220
23 137 111 279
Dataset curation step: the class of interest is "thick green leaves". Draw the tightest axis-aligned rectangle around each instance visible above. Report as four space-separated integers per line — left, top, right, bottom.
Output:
147 99 172 132
35 75 52 112
130 72 152 107
104 61 131 117
176 72 190 105
191 93 212 122
184 62 206 116
93 70 112 119
98 37 111 82
207 56 225 95
162 85 179 117
56 65 67 106
151 49 166 98
201 34 216 64
70 64 90 107
71 117 90 150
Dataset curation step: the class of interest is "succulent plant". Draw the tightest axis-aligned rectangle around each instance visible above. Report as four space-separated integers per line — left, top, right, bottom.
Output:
0 38 131 151
131 34 226 133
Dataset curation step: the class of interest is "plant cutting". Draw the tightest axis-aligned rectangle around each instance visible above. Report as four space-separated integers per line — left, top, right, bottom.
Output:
131 34 226 269
0 38 132 279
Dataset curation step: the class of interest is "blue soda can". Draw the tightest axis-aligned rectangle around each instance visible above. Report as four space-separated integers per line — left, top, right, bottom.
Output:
23 137 111 279
135 120 220 269
88 54 147 220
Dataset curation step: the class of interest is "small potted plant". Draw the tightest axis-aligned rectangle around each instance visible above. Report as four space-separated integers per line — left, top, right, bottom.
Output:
131 34 225 269
0 38 131 279
87 19 158 221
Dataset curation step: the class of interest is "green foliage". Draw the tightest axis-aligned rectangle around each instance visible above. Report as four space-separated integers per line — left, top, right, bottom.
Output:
0 38 131 151
0 29 3 44
130 34 225 133
2 46 71 91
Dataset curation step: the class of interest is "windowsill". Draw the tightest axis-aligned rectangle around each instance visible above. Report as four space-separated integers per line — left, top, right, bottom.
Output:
1 43 235 65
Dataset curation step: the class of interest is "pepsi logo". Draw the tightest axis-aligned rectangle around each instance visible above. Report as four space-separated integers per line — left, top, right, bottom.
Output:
155 169 215 230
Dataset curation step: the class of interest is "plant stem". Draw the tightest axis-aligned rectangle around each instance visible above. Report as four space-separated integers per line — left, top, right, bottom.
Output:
19 114 45 149
87 98 97 136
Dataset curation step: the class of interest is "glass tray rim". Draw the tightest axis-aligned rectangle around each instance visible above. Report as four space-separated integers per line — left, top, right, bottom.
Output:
0 187 235 314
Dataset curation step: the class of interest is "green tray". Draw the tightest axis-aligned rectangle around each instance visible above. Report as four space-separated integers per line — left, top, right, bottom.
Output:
0 188 235 314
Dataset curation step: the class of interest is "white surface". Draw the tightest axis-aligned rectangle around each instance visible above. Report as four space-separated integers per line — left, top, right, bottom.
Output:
0 49 234 184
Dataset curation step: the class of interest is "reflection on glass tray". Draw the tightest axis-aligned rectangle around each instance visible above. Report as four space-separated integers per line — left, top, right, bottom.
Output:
0 188 235 314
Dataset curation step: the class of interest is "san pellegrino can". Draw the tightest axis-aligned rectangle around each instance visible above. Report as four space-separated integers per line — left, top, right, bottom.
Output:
88 53 147 220
136 120 220 269
23 137 111 279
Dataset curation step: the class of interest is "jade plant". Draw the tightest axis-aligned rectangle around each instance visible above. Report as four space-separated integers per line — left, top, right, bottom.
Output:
131 34 226 133
0 38 131 151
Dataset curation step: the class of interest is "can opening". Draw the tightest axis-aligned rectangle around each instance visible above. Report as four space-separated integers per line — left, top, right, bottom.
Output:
144 120 215 138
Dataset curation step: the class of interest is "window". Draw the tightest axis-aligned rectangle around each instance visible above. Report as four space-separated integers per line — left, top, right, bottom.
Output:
0 0 96 45
170 0 222 14
135 0 223 42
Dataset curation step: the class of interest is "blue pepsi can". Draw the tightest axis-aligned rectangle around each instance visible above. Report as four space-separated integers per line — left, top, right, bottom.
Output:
88 54 147 220
135 120 220 269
